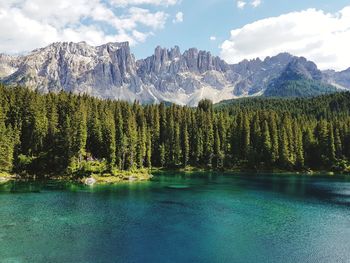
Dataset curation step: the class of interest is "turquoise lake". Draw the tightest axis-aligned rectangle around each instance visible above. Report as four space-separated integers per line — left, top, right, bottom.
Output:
0 172 349 263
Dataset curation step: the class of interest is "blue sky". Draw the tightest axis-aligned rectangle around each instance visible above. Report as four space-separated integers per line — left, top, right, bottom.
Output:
132 0 350 60
0 0 350 70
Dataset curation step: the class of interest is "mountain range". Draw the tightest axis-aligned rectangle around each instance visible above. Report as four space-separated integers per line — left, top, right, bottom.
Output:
0 41 349 106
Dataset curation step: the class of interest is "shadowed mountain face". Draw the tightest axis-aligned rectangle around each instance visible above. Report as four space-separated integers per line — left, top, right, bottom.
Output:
264 58 337 97
0 42 349 105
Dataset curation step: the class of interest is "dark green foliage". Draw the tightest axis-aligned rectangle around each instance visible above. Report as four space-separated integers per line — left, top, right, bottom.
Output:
1 83 350 176
264 79 337 98
216 92 350 118
0 108 18 172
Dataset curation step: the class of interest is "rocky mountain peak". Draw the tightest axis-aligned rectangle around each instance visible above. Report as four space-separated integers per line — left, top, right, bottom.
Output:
283 57 322 81
264 52 293 64
0 41 349 105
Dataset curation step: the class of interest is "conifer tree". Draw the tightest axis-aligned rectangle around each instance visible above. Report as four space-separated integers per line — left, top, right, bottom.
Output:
159 143 166 167
279 128 291 168
145 127 152 168
181 120 190 167
72 103 87 161
294 124 305 168
101 110 116 170
124 108 137 169
328 123 336 162
0 107 16 172
242 114 250 160
87 105 103 158
269 114 279 163
173 122 181 166
334 125 342 159
262 120 272 163
114 106 125 170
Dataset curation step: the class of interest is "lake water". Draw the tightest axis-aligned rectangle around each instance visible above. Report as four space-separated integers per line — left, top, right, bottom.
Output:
0 172 349 263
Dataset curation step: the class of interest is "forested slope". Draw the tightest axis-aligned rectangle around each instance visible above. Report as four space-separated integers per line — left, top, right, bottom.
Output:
1 85 350 177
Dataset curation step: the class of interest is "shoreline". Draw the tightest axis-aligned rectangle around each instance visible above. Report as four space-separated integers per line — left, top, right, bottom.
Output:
1 167 349 185
0 172 17 184
0 169 153 185
151 166 350 176
80 172 153 185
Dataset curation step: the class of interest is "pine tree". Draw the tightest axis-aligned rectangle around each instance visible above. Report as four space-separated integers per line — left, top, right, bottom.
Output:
198 99 213 113
315 120 330 165
166 107 175 165
194 115 203 164
124 108 137 169
173 122 181 166
87 104 103 158
242 114 250 160
334 125 342 158
72 102 87 162
151 106 160 166
145 127 152 168
262 120 272 164
294 124 305 168
328 123 336 162
279 128 291 168
251 114 262 155
181 120 190 167
0 107 16 172
101 109 116 170
214 124 223 169
269 113 279 164
203 112 214 167
58 114 73 170
159 143 166 167
114 106 125 170
136 125 146 168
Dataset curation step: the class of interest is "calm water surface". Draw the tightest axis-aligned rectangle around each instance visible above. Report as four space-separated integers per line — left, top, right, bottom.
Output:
0 172 349 263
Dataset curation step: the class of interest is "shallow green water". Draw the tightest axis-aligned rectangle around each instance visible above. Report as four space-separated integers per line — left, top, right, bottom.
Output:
0 172 349 263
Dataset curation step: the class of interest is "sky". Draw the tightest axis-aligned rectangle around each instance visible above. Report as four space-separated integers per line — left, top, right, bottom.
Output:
0 0 350 70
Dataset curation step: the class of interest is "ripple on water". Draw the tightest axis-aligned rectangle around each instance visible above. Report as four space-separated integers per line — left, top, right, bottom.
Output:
166 184 190 189
2 258 23 263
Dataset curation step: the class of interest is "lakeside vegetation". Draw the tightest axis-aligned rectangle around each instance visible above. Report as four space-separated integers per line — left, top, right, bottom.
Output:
1 84 350 182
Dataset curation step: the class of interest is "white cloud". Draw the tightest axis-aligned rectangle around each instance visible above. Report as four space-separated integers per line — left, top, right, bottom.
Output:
220 6 350 71
251 0 261 8
210 36 216 41
0 0 172 54
128 7 169 29
111 0 178 6
173 11 183 23
236 1 246 9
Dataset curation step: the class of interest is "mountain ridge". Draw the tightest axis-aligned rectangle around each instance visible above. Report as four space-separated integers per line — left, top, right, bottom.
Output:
0 41 349 105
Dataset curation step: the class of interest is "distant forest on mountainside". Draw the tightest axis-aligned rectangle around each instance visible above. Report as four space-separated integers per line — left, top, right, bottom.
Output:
1 85 350 177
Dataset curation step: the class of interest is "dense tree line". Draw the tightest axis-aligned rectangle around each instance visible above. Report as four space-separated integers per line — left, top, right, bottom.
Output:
1 84 350 176
264 79 337 98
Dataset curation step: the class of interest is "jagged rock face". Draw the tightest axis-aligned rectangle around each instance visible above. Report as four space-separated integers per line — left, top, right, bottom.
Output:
136 46 230 95
2 42 142 96
229 53 308 96
281 57 323 81
0 54 21 78
323 68 350 89
0 41 349 105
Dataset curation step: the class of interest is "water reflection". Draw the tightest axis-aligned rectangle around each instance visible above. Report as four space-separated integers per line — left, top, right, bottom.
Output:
1 174 349 208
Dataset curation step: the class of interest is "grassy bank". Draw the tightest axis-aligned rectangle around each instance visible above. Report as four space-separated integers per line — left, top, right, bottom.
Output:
67 160 152 185
0 171 16 183
0 160 153 185
84 169 152 184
